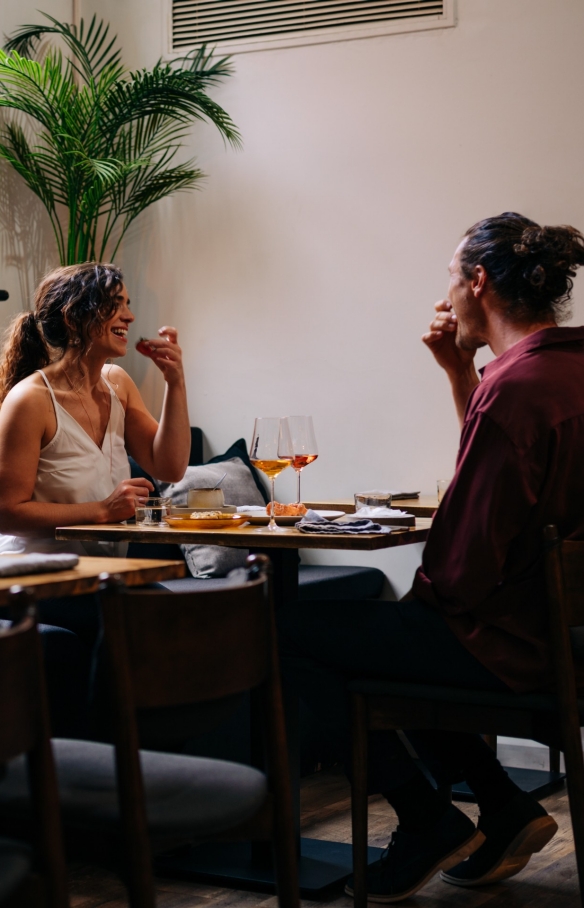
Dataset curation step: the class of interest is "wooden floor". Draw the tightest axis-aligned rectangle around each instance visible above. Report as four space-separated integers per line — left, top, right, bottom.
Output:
68 766 581 907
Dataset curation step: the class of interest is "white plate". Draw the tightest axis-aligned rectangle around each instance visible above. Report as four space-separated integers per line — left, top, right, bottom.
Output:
245 509 345 526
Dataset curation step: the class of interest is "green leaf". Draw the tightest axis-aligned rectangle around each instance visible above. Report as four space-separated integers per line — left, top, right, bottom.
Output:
1 13 239 265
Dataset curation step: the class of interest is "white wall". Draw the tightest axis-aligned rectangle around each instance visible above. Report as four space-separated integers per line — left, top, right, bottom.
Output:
2 0 584 595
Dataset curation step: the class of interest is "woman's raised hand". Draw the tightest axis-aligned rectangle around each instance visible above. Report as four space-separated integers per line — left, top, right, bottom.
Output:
422 299 476 376
136 326 184 385
100 477 154 523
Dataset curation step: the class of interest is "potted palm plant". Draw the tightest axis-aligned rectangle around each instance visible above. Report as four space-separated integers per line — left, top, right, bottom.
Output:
0 14 240 265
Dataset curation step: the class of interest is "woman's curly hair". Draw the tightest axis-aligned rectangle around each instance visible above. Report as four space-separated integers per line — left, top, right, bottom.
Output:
0 263 123 405
460 212 584 321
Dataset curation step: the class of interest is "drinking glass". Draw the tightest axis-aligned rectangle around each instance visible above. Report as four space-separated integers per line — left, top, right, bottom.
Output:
135 497 171 526
437 479 451 504
250 417 293 531
283 415 318 504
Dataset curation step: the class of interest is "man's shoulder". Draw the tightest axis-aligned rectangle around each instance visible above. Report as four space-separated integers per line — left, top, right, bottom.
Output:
469 342 584 447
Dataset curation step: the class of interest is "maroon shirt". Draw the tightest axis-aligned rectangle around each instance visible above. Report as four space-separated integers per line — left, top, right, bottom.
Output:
413 327 584 692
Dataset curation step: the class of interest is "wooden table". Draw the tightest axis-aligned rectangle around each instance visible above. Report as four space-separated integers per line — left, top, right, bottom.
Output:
305 497 439 517
54 519 430 895
0 555 185 604
56 520 432 611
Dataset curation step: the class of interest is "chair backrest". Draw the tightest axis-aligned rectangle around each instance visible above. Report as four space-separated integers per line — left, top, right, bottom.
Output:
0 615 43 763
545 527 584 628
99 573 270 710
543 526 584 749
0 593 68 908
96 556 296 908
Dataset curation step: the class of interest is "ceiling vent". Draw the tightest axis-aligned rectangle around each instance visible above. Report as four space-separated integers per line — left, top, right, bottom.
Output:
170 0 455 55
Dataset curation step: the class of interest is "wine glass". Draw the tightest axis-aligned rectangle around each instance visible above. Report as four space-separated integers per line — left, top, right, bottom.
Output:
250 417 293 531
283 416 318 504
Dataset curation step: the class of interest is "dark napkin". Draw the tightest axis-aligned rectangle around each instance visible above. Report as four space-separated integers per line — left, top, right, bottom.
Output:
295 510 391 535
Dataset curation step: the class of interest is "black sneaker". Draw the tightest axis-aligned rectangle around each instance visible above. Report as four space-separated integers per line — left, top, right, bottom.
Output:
344 804 484 904
441 792 558 887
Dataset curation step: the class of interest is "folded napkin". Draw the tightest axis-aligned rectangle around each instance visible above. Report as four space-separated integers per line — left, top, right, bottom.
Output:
295 510 391 535
0 553 79 577
355 506 410 518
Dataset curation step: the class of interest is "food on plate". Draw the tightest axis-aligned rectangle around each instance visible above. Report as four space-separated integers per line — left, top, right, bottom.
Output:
266 502 307 517
135 337 155 357
189 510 223 518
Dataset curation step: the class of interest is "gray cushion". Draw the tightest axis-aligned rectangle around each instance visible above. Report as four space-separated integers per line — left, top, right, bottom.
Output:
0 740 266 841
0 838 32 904
157 459 265 578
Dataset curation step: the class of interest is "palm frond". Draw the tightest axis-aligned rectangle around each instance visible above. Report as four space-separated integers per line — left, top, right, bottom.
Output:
4 13 123 83
1 13 239 265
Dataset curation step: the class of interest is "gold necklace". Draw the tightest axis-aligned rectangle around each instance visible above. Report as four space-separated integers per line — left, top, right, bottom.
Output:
62 368 110 449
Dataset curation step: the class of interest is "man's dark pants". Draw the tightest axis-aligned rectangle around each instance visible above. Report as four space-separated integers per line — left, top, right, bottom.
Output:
278 597 510 793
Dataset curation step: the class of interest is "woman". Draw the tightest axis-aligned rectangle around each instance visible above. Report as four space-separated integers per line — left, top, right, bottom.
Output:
0 262 190 734
0 262 190 554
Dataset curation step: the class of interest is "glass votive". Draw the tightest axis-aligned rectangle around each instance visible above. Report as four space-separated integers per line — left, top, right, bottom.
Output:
354 490 393 510
436 479 451 504
135 497 171 526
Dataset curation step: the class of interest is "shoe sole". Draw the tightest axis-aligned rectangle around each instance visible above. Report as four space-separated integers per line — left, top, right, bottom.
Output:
344 828 485 903
440 816 559 887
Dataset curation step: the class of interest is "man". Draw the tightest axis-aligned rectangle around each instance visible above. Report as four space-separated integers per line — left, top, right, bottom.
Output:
279 212 584 902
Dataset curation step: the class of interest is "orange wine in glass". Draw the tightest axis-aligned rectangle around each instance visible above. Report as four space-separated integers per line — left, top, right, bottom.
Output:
250 417 293 531
283 415 318 504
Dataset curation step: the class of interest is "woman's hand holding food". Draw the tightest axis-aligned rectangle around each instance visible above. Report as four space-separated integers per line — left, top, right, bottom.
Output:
100 477 154 523
136 326 185 385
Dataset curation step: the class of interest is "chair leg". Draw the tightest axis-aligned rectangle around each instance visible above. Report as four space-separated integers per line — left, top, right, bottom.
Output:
561 732 584 907
550 747 561 773
351 693 370 908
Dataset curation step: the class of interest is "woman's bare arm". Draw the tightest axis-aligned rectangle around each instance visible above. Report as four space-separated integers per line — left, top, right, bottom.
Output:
0 381 153 534
119 326 190 482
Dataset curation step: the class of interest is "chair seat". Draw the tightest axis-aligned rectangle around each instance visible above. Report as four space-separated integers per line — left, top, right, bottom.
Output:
348 678 584 715
0 837 32 904
0 740 267 840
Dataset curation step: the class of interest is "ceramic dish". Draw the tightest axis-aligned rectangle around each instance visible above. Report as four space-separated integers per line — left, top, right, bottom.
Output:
244 509 345 526
165 514 250 530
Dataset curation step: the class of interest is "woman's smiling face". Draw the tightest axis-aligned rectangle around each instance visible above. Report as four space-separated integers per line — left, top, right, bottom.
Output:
90 283 135 357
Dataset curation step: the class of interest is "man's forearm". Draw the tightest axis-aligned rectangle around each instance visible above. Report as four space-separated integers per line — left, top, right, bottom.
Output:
448 367 480 429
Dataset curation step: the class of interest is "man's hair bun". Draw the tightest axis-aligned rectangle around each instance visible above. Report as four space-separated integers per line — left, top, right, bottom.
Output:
460 213 584 321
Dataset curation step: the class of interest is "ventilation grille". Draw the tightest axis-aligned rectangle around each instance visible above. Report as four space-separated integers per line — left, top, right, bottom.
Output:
172 1 449 51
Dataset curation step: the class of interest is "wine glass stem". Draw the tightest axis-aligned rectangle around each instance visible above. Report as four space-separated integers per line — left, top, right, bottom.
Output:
269 477 277 530
296 469 302 504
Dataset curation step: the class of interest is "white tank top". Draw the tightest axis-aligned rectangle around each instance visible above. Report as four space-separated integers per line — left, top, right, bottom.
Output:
0 369 130 557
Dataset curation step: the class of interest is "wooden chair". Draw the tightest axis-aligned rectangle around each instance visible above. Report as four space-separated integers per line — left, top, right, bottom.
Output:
0 591 68 908
348 525 584 908
0 555 299 908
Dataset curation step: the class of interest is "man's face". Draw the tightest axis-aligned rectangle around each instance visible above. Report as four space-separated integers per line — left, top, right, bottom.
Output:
448 241 487 351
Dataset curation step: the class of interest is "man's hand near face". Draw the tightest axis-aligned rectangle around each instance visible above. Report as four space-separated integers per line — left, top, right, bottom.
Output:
422 299 480 428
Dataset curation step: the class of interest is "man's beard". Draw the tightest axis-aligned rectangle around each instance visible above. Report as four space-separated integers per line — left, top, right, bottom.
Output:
456 326 487 352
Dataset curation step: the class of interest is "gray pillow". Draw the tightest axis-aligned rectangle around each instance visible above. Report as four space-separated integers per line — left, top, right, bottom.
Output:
157 458 266 578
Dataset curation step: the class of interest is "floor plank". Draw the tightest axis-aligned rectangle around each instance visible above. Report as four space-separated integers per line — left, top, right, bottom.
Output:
67 767 581 906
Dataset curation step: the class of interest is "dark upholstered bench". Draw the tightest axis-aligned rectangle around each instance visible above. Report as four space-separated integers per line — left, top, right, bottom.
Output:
152 564 385 600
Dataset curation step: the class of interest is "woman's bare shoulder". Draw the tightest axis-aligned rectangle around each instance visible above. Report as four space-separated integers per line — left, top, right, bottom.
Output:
1 373 53 423
102 363 136 402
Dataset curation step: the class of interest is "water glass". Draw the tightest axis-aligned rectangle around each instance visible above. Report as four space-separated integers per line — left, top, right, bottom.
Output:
135 497 171 526
436 479 451 504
